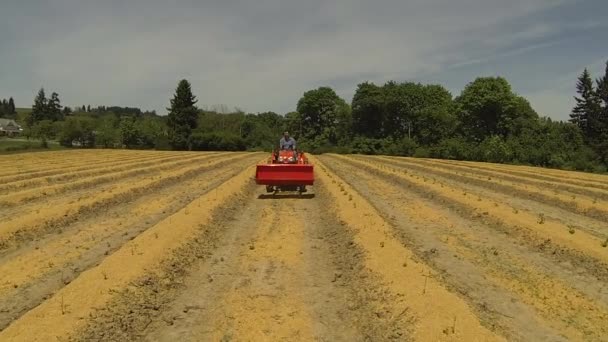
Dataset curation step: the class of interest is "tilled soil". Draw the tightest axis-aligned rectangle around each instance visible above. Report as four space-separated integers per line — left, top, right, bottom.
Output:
1 151 607 341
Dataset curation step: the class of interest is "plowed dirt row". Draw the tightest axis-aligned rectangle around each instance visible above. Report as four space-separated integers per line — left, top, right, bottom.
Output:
0 152 224 206
0 153 263 330
0 152 212 194
411 157 608 200
1 150 607 341
0 153 247 251
321 155 608 341
368 156 608 223
431 158 608 188
0 150 179 179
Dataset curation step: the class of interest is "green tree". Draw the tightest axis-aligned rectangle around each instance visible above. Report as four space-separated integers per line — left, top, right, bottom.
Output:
456 77 537 141
136 116 164 148
28 88 48 127
96 115 120 148
47 92 63 121
352 82 385 138
167 79 198 150
593 61 608 164
570 69 601 139
119 117 139 148
32 120 55 147
296 87 350 147
8 97 16 115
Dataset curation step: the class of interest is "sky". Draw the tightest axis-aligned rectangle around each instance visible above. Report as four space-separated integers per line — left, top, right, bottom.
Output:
1 0 607 120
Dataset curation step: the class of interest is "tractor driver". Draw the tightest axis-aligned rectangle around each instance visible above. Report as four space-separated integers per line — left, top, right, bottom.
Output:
279 131 296 150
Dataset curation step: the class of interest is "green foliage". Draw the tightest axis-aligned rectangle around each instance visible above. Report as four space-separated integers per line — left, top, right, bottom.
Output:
297 87 351 146
31 120 56 147
189 132 246 151
0 97 17 119
352 82 385 137
59 117 95 148
167 79 198 150
456 77 538 141
478 136 512 163
431 137 474 160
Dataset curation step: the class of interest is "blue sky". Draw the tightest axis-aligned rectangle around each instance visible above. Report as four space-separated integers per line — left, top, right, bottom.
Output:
1 0 606 120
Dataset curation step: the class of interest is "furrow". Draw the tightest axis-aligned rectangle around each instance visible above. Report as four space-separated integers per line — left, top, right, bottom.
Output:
0 152 224 207
390 156 608 201
0 153 254 252
0 152 209 194
330 155 608 278
321 155 608 341
310 156 502 341
365 156 608 223
0 161 258 341
0 154 262 331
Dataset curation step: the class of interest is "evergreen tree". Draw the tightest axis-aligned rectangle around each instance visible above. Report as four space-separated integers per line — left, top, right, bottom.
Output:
47 92 63 121
8 97 16 114
570 69 601 138
167 79 198 150
28 88 48 127
596 61 608 117
593 61 608 163
87 105 91 112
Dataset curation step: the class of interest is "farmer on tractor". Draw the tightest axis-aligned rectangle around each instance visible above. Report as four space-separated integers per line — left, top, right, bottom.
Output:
279 131 296 150
255 131 313 194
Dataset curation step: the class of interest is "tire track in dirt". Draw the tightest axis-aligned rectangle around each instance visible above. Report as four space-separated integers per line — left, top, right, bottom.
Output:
311 156 502 341
336 155 608 272
0 160 260 341
0 154 263 331
322 154 608 341
0 153 250 252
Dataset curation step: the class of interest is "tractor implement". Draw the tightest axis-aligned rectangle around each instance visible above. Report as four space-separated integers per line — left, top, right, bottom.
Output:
255 150 314 193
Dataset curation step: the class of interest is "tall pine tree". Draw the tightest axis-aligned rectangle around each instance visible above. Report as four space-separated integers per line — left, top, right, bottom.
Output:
167 79 198 150
593 61 608 164
570 69 601 140
8 97 16 114
596 61 608 118
47 92 63 121
28 88 48 127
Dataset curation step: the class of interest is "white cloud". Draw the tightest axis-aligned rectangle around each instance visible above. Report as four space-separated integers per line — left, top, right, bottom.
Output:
1 0 604 117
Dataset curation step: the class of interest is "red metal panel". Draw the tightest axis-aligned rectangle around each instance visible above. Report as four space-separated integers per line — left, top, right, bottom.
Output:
255 164 314 185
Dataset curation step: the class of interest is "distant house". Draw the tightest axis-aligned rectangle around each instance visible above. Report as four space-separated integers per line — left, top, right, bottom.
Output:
0 118 23 136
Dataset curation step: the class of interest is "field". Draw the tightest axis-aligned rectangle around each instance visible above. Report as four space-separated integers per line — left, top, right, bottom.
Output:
0 150 607 341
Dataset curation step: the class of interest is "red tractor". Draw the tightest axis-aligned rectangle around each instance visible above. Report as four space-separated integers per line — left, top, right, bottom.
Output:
255 149 314 194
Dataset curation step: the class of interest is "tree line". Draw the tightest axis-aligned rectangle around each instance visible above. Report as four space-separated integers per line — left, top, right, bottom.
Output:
4 60 607 172
0 97 16 118
165 62 608 172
